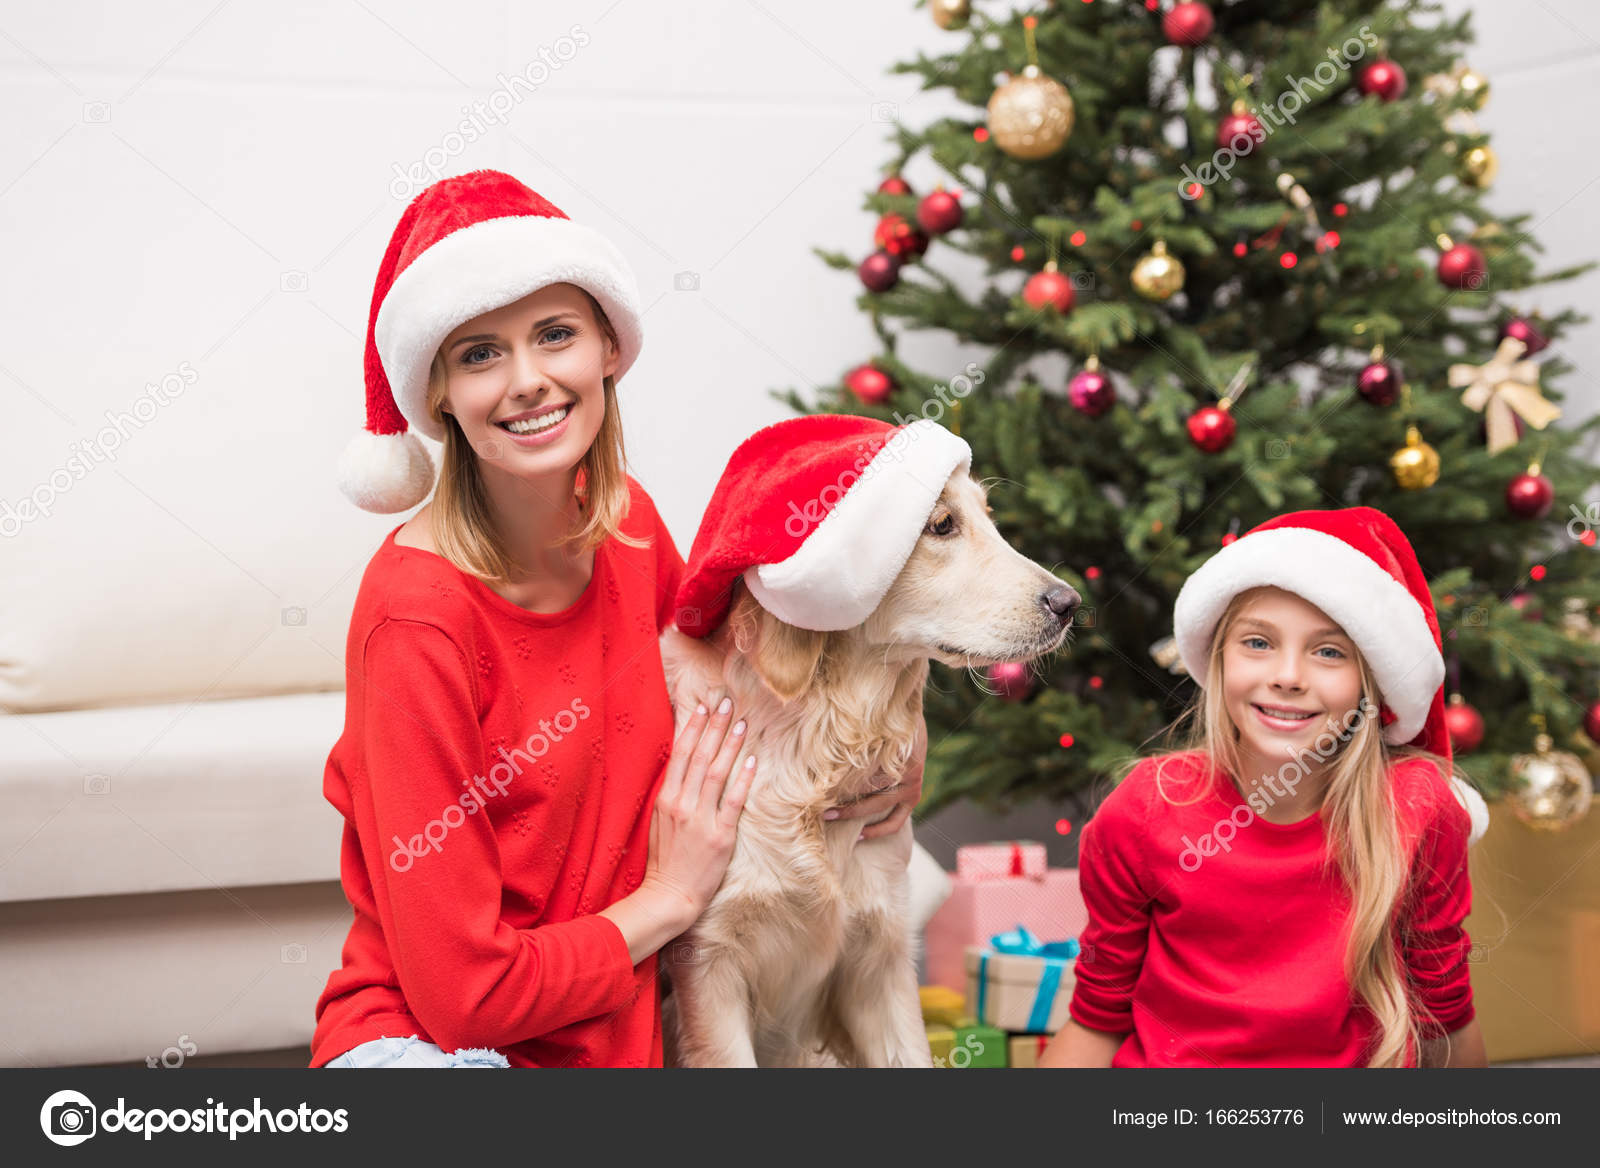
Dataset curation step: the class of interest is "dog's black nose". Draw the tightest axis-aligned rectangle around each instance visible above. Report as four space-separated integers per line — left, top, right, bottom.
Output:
1043 584 1080 625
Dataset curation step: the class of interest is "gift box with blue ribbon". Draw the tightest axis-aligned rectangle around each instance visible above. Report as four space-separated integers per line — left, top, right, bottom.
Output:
964 925 1080 1035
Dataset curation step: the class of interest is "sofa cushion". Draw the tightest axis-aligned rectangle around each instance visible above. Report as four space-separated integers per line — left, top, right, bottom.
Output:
1 691 345 902
0 396 407 711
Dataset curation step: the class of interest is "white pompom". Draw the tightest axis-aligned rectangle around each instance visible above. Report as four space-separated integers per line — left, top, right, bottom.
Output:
337 430 435 513
1449 774 1490 846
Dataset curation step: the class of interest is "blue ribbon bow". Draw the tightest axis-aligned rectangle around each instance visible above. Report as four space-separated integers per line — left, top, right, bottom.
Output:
975 925 1080 1033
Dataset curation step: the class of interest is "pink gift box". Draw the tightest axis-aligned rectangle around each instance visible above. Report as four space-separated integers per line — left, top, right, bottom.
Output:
955 840 1047 881
922 868 1087 993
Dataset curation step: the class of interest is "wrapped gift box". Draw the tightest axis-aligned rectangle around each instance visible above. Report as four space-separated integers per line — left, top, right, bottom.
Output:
951 1022 1007 1068
965 928 1078 1034
919 984 967 1029
923 866 1087 991
1464 803 1600 1062
1008 1033 1051 1068
955 840 1047 881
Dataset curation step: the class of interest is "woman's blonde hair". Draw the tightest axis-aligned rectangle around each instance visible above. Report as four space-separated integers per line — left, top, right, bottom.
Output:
1140 586 1460 1067
421 287 647 583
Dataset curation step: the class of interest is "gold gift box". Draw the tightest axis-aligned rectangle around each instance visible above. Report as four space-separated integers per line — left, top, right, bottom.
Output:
1465 803 1600 1062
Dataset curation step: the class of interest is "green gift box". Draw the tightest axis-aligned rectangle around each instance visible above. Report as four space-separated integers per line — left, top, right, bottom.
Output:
944 1022 1007 1068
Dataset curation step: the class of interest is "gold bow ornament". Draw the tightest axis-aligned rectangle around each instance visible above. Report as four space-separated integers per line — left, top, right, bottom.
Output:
1448 336 1561 454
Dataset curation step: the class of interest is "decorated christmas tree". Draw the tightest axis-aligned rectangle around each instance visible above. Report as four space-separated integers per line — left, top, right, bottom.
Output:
777 0 1600 821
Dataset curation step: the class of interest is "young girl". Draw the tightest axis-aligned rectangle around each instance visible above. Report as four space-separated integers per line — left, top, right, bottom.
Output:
311 170 917 1069
1040 506 1489 1069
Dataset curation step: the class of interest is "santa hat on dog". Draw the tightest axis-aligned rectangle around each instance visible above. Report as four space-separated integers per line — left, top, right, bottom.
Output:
675 415 972 637
1172 506 1488 841
338 170 644 512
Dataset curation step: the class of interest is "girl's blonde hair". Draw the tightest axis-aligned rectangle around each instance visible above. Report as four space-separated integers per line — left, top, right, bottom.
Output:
1140 586 1459 1068
421 287 647 583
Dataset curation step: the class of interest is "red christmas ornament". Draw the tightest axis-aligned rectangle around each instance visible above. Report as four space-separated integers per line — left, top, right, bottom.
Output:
1505 471 1555 519
1443 695 1485 753
844 363 895 404
1436 242 1486 290
1358 59 1407 102
1508 590 1544 621
1499 316 1549 356
1584 698 1600 745
1162 2 1214 46
876 175 913 197
1216 109 1264 154
1023 263 1076 312
1068 356 1116 417
1187 404 1236 453
874 213 928 260
916 189 963 235
1356 359 1400 406
857 250 901 292
986 661 1033 701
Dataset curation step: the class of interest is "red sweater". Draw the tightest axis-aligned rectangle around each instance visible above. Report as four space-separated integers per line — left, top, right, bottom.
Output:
1069 750 1475 1067
310 476 685 1068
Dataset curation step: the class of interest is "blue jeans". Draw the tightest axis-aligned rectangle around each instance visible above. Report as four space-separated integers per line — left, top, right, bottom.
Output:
323 1034 510 1069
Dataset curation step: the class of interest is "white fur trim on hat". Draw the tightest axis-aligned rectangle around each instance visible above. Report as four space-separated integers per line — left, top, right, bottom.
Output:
373 215 643 441
1172 526 1445 745
743 419 972 631
337 429 436 514
1450 775 1490 845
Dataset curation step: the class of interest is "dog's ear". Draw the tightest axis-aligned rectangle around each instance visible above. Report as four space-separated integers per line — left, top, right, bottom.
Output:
729 586 827 703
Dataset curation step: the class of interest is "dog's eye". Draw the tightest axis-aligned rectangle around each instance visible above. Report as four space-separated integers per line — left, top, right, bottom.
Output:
925 512 956 537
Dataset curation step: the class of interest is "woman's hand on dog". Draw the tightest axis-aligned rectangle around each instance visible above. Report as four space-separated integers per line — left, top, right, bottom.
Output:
641 696 756 926
825 717 927 841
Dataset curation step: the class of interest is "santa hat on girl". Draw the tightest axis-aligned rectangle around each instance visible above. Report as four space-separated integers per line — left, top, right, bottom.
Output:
338 169 645 512
675 414 972 637
1172 506 1488 841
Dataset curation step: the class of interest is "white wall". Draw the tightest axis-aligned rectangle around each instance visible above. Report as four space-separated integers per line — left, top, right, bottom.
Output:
0 0 1591 601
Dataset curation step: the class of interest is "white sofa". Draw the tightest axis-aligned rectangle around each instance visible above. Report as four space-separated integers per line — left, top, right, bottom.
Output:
0 362 407 1065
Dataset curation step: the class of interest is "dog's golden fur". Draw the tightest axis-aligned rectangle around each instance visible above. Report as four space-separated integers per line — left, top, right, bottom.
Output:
658 470 1075 1067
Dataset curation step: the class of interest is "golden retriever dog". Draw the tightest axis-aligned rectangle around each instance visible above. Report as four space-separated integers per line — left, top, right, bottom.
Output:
657 469 1079 1067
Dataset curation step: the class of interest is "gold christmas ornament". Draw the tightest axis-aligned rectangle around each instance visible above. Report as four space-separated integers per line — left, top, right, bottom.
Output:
1507 732 1593 830
1457 67 1490 110
1132 239 1185 300
931 0 971 31
1390 423 1440 489
1149 635 1188 676
988 66 1075 159
986 17 1073 160
1449 336 1562 454
1459 144 1498 187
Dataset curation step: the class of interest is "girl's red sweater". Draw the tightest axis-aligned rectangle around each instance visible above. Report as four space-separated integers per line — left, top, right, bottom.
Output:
310 476 685 1068
1069 749 1476 1067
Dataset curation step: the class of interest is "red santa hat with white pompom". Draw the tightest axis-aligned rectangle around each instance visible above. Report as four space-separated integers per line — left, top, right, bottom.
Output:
338 169 645 512
1172 506 1489 843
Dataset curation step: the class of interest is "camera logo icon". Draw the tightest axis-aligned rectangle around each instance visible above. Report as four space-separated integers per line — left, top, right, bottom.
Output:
82 102 111 123
673 271 700 292
40 1089 97 1146
869 101 898 122
279 271 308 293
